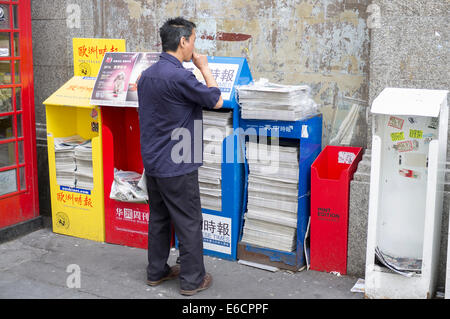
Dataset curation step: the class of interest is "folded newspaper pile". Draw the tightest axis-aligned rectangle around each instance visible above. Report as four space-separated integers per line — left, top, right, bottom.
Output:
237 78 318 121
54 135 90 188
241 142 299 252
198 110 233 211
75 141 93 189
375 246 422 277
110 169 148 203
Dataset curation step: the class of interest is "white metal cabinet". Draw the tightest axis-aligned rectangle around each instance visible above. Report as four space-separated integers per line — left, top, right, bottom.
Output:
365 88 448 299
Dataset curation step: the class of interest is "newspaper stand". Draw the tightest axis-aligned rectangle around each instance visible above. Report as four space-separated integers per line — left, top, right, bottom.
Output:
44 76 105 241
93 53 253 254
310 145 363 274
101 106 151 249
90 52 160 249
179 56 253 261
365 88 448 299
238 114 322 271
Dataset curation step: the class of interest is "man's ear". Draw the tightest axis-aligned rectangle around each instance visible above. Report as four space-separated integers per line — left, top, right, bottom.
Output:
180 36 186 48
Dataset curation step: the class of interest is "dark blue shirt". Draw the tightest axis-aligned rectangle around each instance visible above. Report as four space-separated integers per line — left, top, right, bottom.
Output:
137 52 221 178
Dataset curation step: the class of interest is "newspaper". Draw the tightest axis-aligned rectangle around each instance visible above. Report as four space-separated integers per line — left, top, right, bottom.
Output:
198 110 233 212
350 278 365 293
236 78 318 121
375 246 422 277
241 142 299 252
54 135 90 188
110 169 148 203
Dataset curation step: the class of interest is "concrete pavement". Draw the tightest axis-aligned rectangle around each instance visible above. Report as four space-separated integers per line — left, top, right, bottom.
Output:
0 227 364 299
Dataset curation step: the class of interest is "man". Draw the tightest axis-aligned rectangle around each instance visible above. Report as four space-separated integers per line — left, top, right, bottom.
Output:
137 17 223 296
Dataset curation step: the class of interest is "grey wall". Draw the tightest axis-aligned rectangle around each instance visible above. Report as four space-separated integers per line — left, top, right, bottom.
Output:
348 0 450 290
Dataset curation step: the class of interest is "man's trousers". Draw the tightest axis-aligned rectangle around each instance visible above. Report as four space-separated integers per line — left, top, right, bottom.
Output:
145 169 205 290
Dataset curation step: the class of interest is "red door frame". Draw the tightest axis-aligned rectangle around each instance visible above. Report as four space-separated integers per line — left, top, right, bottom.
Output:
0 0 39 228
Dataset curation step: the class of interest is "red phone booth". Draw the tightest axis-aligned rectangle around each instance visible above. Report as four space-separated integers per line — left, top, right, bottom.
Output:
0 0 39 229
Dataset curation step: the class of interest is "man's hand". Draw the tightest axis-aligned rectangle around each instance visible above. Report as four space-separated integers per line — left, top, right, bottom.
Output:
192 52 209 71
192 52 223 109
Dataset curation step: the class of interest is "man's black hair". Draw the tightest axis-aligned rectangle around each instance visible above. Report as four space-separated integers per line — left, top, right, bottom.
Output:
159 17 196 52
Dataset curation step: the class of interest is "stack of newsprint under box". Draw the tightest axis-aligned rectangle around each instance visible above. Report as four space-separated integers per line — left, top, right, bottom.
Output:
198 110 233 211
241 141 299 252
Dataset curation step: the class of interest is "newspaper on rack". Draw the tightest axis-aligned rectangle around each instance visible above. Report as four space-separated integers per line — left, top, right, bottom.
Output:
110 169 148 203
375 246 422 277
241 142 300 252
54 135 89 188
74 140 94 189
198 110 233 211
54 135 88 151
236 78 318 121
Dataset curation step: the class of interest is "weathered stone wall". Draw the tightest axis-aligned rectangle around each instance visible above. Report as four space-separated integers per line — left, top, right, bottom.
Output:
348 0 449 290
97 0 370 146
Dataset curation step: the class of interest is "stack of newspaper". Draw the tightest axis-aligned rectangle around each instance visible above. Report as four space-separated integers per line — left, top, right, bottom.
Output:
241 142 299 252
54 135 88 188
198 110 233 211
237 79 318 121
110 169 148 203
375 247 422 277
74 141 94 189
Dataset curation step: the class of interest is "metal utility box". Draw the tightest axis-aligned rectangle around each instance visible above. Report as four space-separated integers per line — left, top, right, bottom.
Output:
365 88 448 299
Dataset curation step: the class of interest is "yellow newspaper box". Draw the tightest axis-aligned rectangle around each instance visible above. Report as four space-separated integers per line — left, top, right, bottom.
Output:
43 76 104 241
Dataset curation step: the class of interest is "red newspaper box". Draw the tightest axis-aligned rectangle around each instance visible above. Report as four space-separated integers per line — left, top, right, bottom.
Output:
102 106 149 249
310 145 363 275
102 106 174 249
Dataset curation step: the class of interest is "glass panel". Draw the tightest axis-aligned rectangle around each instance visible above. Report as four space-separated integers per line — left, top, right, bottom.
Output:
0 60 11 84
18 140 23 163
0 5 10 30
19 166 25 190
14 60 19 83
0 142 15 167
0 32 10 56
0 169 17 196
0 87 13 113
16 113 22 137
15 86 21 110
13 32 19 56
12 5 18 29
0 115 13 140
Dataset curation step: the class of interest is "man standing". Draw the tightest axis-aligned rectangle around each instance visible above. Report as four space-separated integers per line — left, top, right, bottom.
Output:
137 17 223 296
